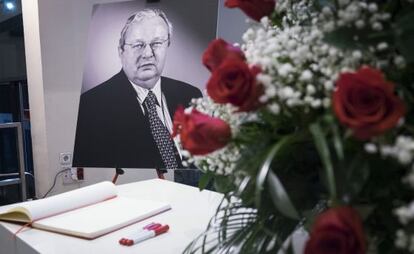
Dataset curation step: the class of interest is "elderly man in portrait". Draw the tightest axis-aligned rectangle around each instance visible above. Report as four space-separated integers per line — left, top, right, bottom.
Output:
73 9 202 182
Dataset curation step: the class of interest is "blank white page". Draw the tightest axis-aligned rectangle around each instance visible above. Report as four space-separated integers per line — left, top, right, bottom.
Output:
19 181 117 221
32 197 171 239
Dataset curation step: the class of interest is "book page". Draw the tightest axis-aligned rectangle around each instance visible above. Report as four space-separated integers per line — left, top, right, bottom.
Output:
0 209 32 222
32 197 171 239
0 181 117 222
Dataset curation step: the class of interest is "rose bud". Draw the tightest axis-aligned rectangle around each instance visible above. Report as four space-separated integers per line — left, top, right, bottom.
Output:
207 58 263 112
202 38 245 72
172 107 231 155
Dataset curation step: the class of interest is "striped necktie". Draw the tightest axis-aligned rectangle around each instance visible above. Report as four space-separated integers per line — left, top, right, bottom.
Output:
143 90 178 170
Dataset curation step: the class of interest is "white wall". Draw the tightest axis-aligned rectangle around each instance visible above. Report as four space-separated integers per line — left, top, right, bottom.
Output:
21 0 245 197
217 0 249 44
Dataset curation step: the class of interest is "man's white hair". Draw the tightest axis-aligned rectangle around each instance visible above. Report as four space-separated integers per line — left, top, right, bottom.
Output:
119 8 173 50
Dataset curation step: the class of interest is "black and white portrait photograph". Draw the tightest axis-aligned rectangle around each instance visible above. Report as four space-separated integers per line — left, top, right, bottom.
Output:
73 0 218 170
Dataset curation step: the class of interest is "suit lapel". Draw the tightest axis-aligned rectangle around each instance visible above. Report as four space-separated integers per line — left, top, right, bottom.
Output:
115 71 143 115
114 71 153 140
161 77 180 117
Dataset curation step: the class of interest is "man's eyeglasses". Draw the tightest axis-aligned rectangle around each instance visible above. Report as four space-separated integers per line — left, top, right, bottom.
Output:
124 38 169 52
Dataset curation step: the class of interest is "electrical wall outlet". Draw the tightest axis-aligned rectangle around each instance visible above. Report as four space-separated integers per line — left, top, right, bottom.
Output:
62 167 84 185
59 152 72 165
62 167 74 185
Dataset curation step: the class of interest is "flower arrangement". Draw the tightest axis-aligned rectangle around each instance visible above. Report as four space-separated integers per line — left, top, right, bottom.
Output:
173 0 414 253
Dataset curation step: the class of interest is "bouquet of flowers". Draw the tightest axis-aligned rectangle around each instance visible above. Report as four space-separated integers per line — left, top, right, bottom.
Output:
172 0 414 253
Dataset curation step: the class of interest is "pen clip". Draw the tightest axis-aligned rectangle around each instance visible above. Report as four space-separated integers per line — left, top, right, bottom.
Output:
143 222 162 230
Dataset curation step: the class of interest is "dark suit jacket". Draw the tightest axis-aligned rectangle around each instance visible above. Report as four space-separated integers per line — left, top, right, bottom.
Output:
73 71 202 169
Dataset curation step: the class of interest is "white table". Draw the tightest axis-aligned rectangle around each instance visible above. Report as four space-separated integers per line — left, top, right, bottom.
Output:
0 179 223 254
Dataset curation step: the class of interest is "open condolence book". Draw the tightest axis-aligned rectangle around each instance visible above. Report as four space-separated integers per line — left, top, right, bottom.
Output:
0 181 171 239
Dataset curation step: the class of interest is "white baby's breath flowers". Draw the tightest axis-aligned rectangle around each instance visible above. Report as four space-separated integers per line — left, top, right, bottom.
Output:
355 19 365 29
368 3 378 13
278 63 294 77
299 70 313 81
394 56 406 69
394 229 414 253
391 137 414 252
395 202 414 225
322 98 331 108
394 197 414 251
316 0 405 72
372 22 383 31
192 144 242 175
242 0 366 113
380 136 414 165
268 103 281 114
396 230 409 249
352 50 363 60
306 84 316 95
364 143 378 154
322 6 333 16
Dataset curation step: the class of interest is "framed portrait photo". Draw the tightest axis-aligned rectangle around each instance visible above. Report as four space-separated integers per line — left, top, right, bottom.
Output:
73 0 219 170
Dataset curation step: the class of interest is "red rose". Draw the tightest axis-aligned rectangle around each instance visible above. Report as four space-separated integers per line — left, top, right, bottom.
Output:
207 58 263 112
225 0 276 22
172 107 231 155
305 207 366 254
333 67 405 140
202 39 245 72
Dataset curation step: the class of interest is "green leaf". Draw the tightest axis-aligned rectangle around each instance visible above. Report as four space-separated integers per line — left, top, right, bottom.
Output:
183 198 297 254
255 135 300 220
282 239 295 254
331 122 344 162
267 171 300 220
346 155 370 198
302 209 319 232
323 115 344 162
323 27 362 50
198 170 213 190
324 27 393 51
213 175 235 194
310 122 337 202
235 176 251 196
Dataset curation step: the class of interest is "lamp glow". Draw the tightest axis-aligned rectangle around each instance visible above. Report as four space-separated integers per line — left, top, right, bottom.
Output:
5 2 15 10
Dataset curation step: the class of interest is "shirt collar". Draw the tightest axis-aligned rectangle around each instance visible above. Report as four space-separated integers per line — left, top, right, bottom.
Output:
130 78 162 105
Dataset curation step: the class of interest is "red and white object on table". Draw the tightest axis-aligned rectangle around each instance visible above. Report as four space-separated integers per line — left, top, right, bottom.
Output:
119 222 169 246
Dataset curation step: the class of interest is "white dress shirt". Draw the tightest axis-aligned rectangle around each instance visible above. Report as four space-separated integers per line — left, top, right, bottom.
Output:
130 79 182 159
130 79 173 133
